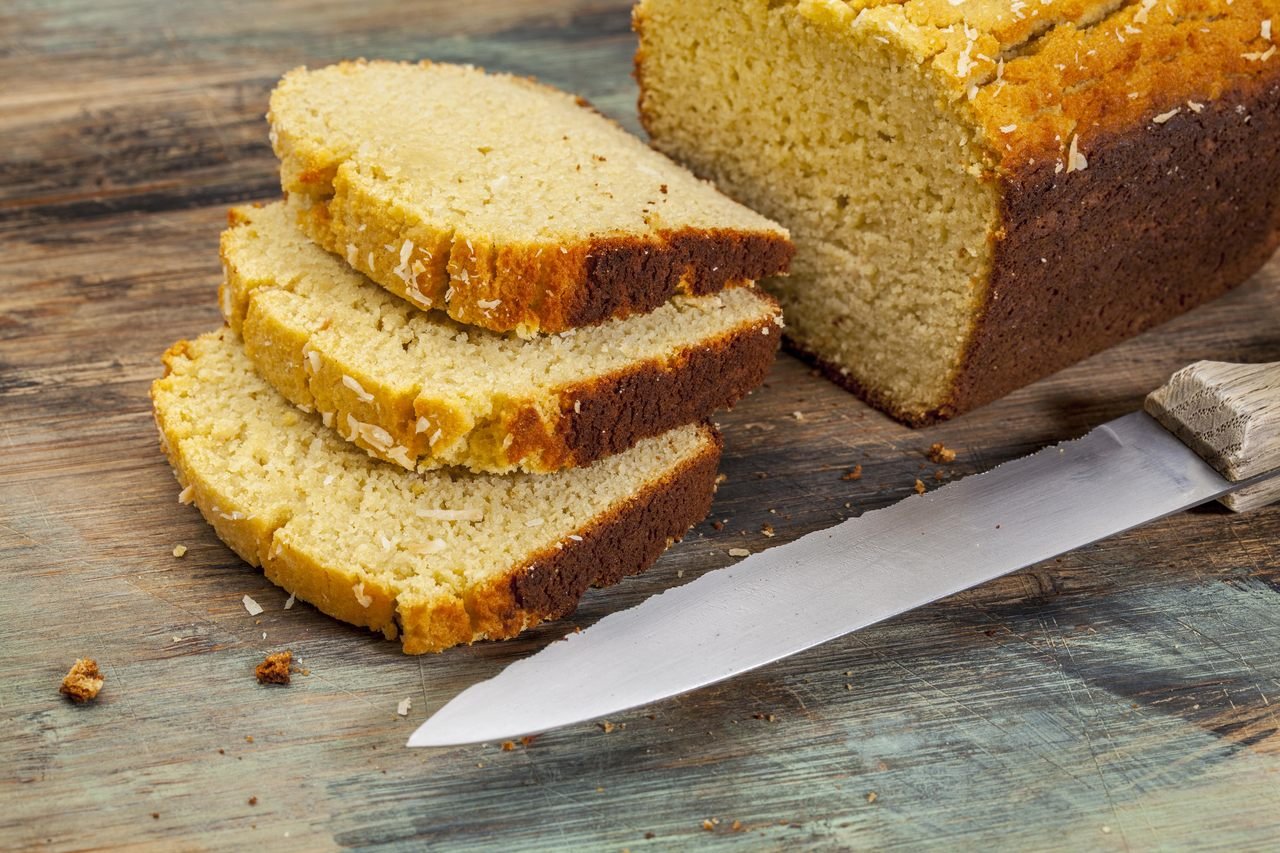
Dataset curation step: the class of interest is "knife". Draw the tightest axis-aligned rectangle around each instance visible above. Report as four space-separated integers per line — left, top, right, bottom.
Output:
409 360 1280 747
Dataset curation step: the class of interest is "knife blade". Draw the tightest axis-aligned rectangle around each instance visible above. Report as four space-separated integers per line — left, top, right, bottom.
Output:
410 361 1279 747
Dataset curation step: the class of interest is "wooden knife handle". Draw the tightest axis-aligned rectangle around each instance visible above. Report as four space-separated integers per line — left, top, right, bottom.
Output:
1145 360 1280 512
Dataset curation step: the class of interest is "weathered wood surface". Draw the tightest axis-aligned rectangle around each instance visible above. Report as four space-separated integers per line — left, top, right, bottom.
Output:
3 1 1279 849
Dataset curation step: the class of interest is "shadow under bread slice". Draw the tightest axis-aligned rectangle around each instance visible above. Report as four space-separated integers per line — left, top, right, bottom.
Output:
150 329 722 654
220 202 781 475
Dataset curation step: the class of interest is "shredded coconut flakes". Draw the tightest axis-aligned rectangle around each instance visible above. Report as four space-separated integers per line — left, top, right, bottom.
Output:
415 507 484 522
243 595 264 616
342 375 374 402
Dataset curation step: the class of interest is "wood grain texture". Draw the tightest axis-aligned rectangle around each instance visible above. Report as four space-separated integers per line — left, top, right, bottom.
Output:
3 1 1280 850
1146 361 1280 512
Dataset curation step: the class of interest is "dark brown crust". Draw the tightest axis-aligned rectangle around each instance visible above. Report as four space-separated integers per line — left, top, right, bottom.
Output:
940 77 1280 421
567 230 794 329
795 77 1280 427
505 301 780 470
508 428 722 620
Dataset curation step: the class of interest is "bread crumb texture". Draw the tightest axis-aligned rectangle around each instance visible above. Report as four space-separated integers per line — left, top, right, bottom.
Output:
637 0 1280 423
268 60 793 336
60 658 104 703
220 202 781 474
151 331 721 653
927 442 957 464
255 651 293 685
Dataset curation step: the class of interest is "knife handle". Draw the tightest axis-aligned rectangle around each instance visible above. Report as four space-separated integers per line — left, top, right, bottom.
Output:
1145 360 1280 512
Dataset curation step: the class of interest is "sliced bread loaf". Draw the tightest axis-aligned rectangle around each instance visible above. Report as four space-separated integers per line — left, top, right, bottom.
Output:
635 0 1280 424
268 60 793 337
151 329 721 654
220 202 781 474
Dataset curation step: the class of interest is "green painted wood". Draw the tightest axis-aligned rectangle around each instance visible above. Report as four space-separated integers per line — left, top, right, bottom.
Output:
2 1 1279 849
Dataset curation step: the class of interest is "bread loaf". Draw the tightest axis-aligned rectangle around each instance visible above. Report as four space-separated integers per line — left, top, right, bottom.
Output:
220 202 782 474
151 330 721 653
269 60 794 337
635 0 1280 424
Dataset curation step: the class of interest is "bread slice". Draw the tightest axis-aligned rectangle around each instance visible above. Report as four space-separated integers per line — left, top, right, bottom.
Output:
151 329 721 653
220 202 781 474
267 60 793 337
635 0 1280 424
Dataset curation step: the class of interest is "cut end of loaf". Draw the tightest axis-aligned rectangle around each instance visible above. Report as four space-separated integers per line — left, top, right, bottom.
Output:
637 0 1280 423
637 0 998 420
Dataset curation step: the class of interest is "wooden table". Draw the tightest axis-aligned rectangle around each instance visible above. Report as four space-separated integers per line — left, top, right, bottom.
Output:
4 2 1279 849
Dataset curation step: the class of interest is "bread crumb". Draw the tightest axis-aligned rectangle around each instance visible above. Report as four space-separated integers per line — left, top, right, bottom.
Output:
866 791 878 804
248 796 258 806
731 820 744 832
245 735 254 743
914 479 927 495
242 595 264 616
60 658 104 703
172 544 188 558
791 411 804 421
396 697 412 716
728 548 750 557
760 523 775 538
841 465 863 481
255 651 293 685
702 820 716 831
501 740 517 751
752 712 777 722
598 720 616 733
926 443 957 464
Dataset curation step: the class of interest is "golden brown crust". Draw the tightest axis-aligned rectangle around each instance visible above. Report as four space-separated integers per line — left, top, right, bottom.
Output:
500 307 779 471
271 58 793 336
226 208 782 472
947 74 1280 420
797 73 1280 427
152 336 722 654
296 189 792 337
970 0 1280 175
397 428 723 653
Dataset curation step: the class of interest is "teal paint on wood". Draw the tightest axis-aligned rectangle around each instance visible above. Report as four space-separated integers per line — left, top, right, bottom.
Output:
2 1 1280 849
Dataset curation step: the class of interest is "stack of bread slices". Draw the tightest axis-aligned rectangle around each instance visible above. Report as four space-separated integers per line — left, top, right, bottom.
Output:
151 60 793 653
